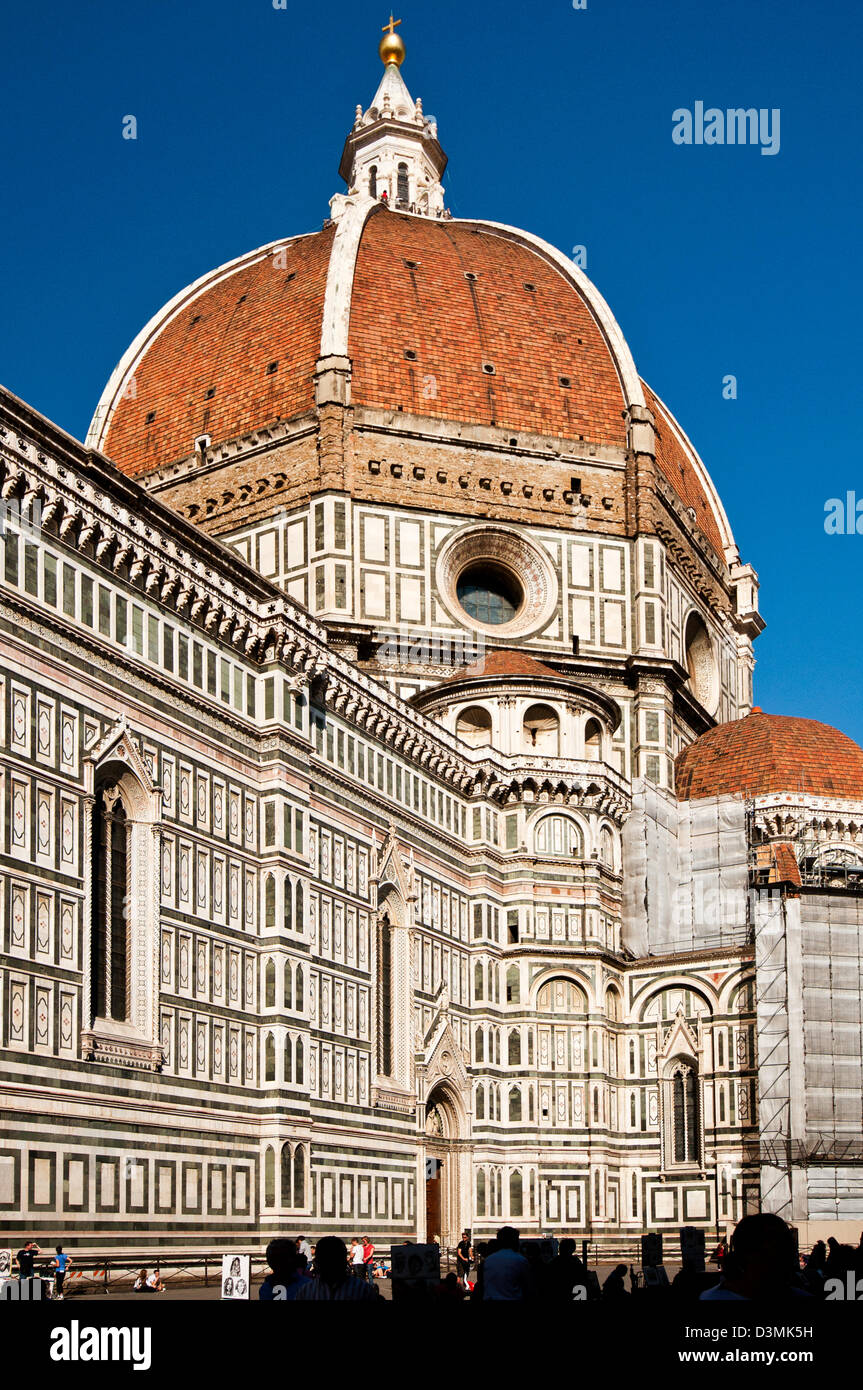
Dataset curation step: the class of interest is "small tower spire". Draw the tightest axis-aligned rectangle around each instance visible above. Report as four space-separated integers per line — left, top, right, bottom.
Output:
332 19 448 220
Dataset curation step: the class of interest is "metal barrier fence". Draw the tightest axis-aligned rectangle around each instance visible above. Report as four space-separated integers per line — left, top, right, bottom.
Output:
22 1252 273 1295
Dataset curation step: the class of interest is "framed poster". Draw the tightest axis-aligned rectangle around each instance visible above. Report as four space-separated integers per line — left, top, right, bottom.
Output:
220 1254 250 1300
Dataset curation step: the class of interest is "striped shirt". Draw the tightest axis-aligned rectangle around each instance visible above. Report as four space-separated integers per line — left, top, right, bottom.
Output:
295 1275 379 1302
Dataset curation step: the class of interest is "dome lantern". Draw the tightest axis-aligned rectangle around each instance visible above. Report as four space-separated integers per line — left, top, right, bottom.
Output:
333 19 448 220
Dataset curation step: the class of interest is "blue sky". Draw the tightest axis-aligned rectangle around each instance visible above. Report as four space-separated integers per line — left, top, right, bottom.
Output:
2 0 861 739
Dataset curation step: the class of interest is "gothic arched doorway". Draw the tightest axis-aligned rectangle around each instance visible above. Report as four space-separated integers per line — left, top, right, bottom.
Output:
423 1083 467 1246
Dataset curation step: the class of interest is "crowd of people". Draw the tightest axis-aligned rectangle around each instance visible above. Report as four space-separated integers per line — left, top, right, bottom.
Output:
8 1215 863 1303
260 1236 382 1301
442 1216 863 1303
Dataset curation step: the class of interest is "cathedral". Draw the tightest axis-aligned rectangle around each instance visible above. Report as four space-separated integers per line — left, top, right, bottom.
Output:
2 23 862 1256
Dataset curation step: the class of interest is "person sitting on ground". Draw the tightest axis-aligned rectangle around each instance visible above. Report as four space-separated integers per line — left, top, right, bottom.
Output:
133 1268 153 1292
295 1236 379 1301
146 1267 165 1292
700 1213 810 1301
602 1263 630 1300
481 1226 533 1302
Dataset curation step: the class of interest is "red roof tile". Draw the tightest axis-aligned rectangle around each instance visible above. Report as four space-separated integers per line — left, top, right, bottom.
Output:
439 649 565 684
675 710 863 802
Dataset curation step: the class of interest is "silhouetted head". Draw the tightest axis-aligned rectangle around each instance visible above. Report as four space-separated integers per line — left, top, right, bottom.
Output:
727 1214 797 1295
266 1238 299 1276
496 1226 520 1251
314 1236 349 1285
55 1245 63 1254
560 1239 575 1258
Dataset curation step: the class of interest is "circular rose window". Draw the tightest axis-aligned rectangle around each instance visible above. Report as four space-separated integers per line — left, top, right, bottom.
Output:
436 526 558 637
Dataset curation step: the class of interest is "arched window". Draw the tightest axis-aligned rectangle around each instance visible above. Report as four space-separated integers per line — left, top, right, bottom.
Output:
605 987 621 1021
284 1034 293 1083
369 165 377 198
671 1061 700 1163
265 959 276 1008
476 1084 485 1120
281 1142 292 1207
295 881 304 932
631 1172 639 1217
537 977 587 1014
91 783 130 1022
284 960 293 1010
630 1093 637 1127
295 964 304 1013
684 611 717 710
295 1037 304 1086
475 1027 484 1063
284 877 293 932
264 874 276 931
476 1169 486 1216
293 1144 305 1207
456 705 493 748
509 1087 522 1122
508 1030 521 1066
528 1088 535 1121
264 1145 276 1207
396 162 409 206
510 1170 523 1217
265 1032 276 1081
474 961 484 1000
584 718 603 760
600 825 615 869
506 965 520 1004
522 703 559 755
534 815 582 858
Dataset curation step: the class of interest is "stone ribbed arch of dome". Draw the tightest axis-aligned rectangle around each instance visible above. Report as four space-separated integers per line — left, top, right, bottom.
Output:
643 380 737 561
318 200 647 410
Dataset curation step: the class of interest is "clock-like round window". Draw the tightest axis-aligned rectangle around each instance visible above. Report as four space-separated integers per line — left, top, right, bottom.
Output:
436 525 558 638
456 563 523 626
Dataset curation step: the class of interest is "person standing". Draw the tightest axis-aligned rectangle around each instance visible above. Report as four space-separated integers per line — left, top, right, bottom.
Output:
362 1236 375 1283
350 1237 365 1279
51 1246 72 1300
456 1231 473 1287
296 1235 312 1268
481 1227 533 1302
15 1241 41 1287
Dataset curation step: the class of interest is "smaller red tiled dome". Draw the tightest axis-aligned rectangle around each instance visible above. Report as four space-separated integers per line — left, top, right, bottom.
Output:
439 650 564 683
675 710 863 802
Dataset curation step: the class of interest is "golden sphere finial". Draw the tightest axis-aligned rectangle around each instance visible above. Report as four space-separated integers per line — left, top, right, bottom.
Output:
379 14 405 66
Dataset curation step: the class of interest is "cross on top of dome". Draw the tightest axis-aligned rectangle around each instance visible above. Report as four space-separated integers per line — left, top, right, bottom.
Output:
333 19 449 221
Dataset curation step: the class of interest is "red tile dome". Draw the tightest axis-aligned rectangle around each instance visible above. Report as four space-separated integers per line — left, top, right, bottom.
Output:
675 709 863 802
86 204 734 563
